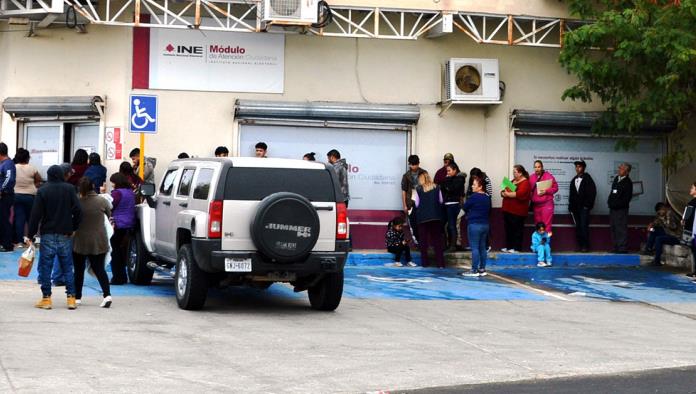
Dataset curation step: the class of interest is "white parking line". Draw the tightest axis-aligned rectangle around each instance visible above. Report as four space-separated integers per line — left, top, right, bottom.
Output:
488 272 572 301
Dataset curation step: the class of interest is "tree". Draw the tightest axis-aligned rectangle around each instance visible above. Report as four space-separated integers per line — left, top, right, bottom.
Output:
559 0 696 169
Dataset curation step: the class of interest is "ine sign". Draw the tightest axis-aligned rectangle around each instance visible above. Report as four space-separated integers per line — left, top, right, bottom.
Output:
129 95 158 133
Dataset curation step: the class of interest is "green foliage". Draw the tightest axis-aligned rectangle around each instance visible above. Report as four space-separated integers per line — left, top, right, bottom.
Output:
560 0 696 168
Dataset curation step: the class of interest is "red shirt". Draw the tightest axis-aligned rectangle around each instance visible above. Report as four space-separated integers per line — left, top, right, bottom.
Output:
502 178 531 217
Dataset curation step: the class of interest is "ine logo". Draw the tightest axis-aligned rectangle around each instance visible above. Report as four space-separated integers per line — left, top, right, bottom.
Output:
164 44 204 57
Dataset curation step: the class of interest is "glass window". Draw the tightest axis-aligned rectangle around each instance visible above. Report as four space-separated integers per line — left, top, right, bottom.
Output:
160 168 178 196
177 168 195 197
224 168 335 201
193 169 214 200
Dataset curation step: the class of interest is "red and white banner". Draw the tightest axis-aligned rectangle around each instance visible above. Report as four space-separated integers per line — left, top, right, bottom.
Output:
133 26 284 94
105 127 123 161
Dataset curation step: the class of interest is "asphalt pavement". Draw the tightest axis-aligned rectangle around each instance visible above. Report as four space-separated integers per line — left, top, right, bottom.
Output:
1 249 696 393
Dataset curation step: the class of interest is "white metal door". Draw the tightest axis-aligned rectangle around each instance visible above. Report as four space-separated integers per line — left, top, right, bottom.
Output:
23 123 64 179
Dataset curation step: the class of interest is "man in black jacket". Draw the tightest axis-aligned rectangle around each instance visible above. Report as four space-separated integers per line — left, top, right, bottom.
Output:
568 160 597 252
607 162 634 253
27 165 82 310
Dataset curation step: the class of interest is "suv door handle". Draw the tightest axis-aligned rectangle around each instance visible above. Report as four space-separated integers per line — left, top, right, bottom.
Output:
162 201 171 206
315 206 334 211
179 202 188 208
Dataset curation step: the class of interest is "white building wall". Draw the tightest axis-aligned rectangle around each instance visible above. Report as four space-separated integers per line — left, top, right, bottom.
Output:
0 22 602 206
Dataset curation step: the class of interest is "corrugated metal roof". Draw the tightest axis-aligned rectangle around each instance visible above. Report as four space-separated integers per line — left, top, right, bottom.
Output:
2 96 104 118
235 100 420 124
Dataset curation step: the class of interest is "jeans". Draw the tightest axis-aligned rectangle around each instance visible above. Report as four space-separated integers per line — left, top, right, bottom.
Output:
0 193 14 250
503 212 526 251
646 226 666 251
445 203 461 240
387 245 412 263
73 253 111 299
13 193 33 244
571 207 591 250
38 234 75 297
532 244 552 263
653 235 680 265
52 257 65 284
468 222 489 272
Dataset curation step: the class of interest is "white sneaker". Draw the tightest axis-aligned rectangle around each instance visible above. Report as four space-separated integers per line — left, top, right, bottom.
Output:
500 248 509 253
487 246 492 252
507 249 517 253
462 271 480 277
100 296 112 308
392 262 403 267
537 261 548 267
546 262 553 267
478 270 488 277
75 299 82 305
406 261 417 267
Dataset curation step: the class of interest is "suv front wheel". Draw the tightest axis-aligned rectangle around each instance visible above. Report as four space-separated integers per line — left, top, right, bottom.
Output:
308 271 344 311
175 244 209 310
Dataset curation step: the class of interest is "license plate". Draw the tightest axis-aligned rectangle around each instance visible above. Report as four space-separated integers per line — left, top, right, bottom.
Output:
224 258 252 272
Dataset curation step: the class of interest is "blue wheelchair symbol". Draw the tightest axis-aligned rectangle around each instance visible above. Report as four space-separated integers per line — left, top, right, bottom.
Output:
129 95 157 133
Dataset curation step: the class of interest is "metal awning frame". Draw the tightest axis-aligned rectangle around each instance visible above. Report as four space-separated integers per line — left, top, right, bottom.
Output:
2 96 105 120
1 0 591 46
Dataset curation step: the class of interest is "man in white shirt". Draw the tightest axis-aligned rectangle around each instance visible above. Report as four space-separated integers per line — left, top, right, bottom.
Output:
568 160 597 252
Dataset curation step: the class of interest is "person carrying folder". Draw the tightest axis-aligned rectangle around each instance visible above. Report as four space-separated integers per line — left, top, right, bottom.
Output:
529 160 559 234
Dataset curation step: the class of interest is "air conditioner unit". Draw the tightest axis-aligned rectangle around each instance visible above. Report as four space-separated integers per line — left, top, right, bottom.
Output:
260 0 318 25
444 58 501 103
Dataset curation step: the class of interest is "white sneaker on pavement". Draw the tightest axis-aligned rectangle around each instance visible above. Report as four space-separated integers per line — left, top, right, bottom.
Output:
462 271 480 277
478 270 488 277
392 262 403 267
500 248 509 253
100 296 112 308
537 261 548 267
406 261 417 267
507 249 517 253
75 299 82 305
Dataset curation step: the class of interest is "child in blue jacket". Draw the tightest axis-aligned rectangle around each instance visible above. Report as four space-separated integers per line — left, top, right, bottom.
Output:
531 222 552 267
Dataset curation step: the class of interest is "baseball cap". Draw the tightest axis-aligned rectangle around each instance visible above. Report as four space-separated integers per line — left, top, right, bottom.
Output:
573 160 586 168
443 153 454 161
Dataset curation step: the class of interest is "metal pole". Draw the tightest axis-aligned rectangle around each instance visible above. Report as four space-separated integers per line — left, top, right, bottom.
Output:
139 133 145 180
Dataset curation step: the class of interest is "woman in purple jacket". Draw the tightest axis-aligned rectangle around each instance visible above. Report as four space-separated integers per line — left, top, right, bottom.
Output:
109 173 136 285
529 160 559 234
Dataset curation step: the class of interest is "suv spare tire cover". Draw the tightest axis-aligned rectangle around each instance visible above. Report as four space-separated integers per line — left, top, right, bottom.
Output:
251 192 321 263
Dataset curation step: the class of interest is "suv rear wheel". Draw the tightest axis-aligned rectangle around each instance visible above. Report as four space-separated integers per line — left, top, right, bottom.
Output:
127 229 154 285
175 244 209 310
308 271 344 311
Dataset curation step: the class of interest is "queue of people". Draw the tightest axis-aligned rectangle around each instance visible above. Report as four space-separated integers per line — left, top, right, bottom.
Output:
0 142 155 310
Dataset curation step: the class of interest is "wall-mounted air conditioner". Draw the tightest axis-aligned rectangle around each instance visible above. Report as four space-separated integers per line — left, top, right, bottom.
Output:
260 0 319 25
444 58 501 103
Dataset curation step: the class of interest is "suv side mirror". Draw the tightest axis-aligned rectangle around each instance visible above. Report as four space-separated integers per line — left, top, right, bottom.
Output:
139 183 156 197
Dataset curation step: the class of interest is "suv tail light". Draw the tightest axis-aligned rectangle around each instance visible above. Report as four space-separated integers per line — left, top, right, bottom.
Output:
208 200 223 239
336 202 348 240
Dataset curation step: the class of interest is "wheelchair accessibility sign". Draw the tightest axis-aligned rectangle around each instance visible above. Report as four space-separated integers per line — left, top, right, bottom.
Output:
129 95 157 133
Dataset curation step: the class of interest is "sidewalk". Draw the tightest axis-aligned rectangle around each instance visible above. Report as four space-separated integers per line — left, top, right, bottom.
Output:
349 249 642 268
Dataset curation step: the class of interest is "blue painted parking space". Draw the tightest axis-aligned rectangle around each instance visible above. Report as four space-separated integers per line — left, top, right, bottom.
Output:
498 267 696 303
1 250 545 301
2 250 694 303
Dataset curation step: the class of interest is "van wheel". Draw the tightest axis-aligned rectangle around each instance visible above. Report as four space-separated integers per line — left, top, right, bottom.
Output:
127 230 154 285
175 244 208 310
308 271 344 311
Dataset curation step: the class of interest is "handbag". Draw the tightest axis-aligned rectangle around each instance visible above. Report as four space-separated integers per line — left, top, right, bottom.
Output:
18 245 35 277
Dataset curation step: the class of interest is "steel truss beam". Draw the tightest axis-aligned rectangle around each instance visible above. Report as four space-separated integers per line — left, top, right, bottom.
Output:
0 0 62 16
3 0 587 47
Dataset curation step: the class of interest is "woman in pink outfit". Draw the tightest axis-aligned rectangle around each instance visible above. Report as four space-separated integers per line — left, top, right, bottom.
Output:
529 160 559 234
